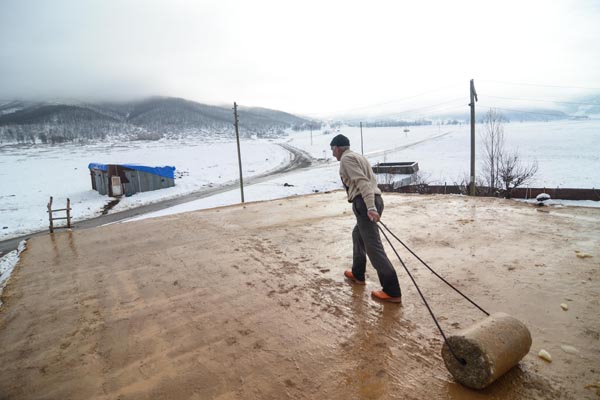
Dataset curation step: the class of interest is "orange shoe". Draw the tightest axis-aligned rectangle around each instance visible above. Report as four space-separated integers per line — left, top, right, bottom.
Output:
344 270 366 285
371 290 402 303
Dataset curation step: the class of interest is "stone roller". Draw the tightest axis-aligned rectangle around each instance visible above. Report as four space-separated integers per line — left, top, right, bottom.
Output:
376 222 532 390
441 312 532 390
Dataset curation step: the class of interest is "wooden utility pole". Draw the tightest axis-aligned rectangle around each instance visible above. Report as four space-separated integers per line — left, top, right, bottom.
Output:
360 122 364 155
469 79 478 196
233 102 245 203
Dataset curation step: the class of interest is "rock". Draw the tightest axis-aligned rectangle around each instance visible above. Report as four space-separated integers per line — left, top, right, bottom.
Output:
560 303 569 311
538 349 552 362
560 345 578 354
536 193 551 202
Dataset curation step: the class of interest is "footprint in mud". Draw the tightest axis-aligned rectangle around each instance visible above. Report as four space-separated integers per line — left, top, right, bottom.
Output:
284 379 297 388
279 300 291 308
253 340 265 350
225 337 237 346
60 341 72 350
278 284 297 294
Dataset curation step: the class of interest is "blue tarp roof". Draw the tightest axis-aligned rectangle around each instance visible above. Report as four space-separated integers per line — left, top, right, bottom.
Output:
88 163 175 179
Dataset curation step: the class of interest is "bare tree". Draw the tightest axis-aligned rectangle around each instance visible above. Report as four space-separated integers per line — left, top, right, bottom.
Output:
455 173 486 195
480 109 505 195
479 108 538 198
413 170 431 186
498 151 539 198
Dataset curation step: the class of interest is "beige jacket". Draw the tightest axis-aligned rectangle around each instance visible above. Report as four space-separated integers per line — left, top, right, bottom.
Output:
339 149 381 210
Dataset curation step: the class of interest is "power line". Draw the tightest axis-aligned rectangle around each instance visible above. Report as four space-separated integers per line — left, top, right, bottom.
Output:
312 82 464 117
389 97 465 117
341 97 470 120
399 104 467 119
479 79 600 91
477 104 568 118
311 79 599 120
487 95 600 107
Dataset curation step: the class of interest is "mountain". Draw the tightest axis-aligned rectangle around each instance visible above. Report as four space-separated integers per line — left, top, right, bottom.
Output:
560 95 600 117
440 108 570 123
330 93 600 125
0 97 320 144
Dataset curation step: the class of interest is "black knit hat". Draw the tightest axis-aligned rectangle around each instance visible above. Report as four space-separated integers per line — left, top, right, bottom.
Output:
330 134 350 147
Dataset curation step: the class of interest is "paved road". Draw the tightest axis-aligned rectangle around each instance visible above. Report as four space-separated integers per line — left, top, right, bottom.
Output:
0 143 316 255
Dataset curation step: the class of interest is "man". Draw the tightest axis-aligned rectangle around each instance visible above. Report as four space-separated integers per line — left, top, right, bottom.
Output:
330 134 402 303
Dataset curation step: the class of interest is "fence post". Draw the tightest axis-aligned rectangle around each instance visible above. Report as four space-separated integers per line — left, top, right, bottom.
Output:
67 198 71 228
47 196 54 233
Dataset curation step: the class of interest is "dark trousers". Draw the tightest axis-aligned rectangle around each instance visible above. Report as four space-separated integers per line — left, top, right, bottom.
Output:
351 195 402 297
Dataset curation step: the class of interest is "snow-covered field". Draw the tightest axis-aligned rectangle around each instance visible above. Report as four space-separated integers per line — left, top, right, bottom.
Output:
287 119 600 188
0 138 290 241
1 119 599 242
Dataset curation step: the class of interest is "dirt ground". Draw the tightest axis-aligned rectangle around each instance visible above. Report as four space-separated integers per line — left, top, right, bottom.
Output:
0 192 599 400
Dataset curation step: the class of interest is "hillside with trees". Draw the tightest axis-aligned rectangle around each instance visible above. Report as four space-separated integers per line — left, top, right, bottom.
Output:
0 97 321 144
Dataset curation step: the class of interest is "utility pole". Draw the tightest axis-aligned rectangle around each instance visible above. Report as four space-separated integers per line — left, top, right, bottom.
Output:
360 121 364 155
310 124 313 146
233 102 245 203
469 79 478 196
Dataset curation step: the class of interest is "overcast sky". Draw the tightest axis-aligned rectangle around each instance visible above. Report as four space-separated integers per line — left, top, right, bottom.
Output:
1 0 599 116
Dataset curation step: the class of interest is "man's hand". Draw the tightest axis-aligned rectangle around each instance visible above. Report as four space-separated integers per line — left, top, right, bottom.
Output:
367 210 380 223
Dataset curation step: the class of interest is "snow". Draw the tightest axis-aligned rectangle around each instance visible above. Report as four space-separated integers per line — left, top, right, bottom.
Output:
0 240 27 306
284 119 600 188
122 163 342 222
514 198 600 208
124 119 600 222
1 120 599 242
0 138 290 241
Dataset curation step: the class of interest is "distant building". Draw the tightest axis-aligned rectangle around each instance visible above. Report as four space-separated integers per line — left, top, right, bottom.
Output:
88 163 175 197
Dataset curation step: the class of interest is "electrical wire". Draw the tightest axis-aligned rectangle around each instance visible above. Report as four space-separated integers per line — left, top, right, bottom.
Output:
312 82 464 117
479 79 600 91
477 104 569 118
313 78 598 120
486 95 600 107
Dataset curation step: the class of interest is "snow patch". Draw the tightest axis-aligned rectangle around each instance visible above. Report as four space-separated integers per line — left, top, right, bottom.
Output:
0 240 27 306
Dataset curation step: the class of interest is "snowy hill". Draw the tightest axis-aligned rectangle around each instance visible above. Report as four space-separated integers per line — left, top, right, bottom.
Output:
0 97 320 143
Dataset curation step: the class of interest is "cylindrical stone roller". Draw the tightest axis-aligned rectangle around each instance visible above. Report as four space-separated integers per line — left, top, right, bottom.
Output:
441 312 532 389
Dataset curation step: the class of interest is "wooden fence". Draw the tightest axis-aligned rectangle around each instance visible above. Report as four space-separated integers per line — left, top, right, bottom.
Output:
379 185 600 201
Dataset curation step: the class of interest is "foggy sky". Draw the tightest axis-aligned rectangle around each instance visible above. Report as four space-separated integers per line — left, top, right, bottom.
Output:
1 0 599 116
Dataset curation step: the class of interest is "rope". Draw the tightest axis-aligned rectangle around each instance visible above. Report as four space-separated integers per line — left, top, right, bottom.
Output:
379 221 489 316
377 224 466 365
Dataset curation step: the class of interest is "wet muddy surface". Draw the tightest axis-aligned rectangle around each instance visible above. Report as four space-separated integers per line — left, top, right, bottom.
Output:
0 193 598 399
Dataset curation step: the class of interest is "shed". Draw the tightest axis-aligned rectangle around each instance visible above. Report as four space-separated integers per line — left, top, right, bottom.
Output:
372 162 419 175
88 163 176 197
373 162 419 189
